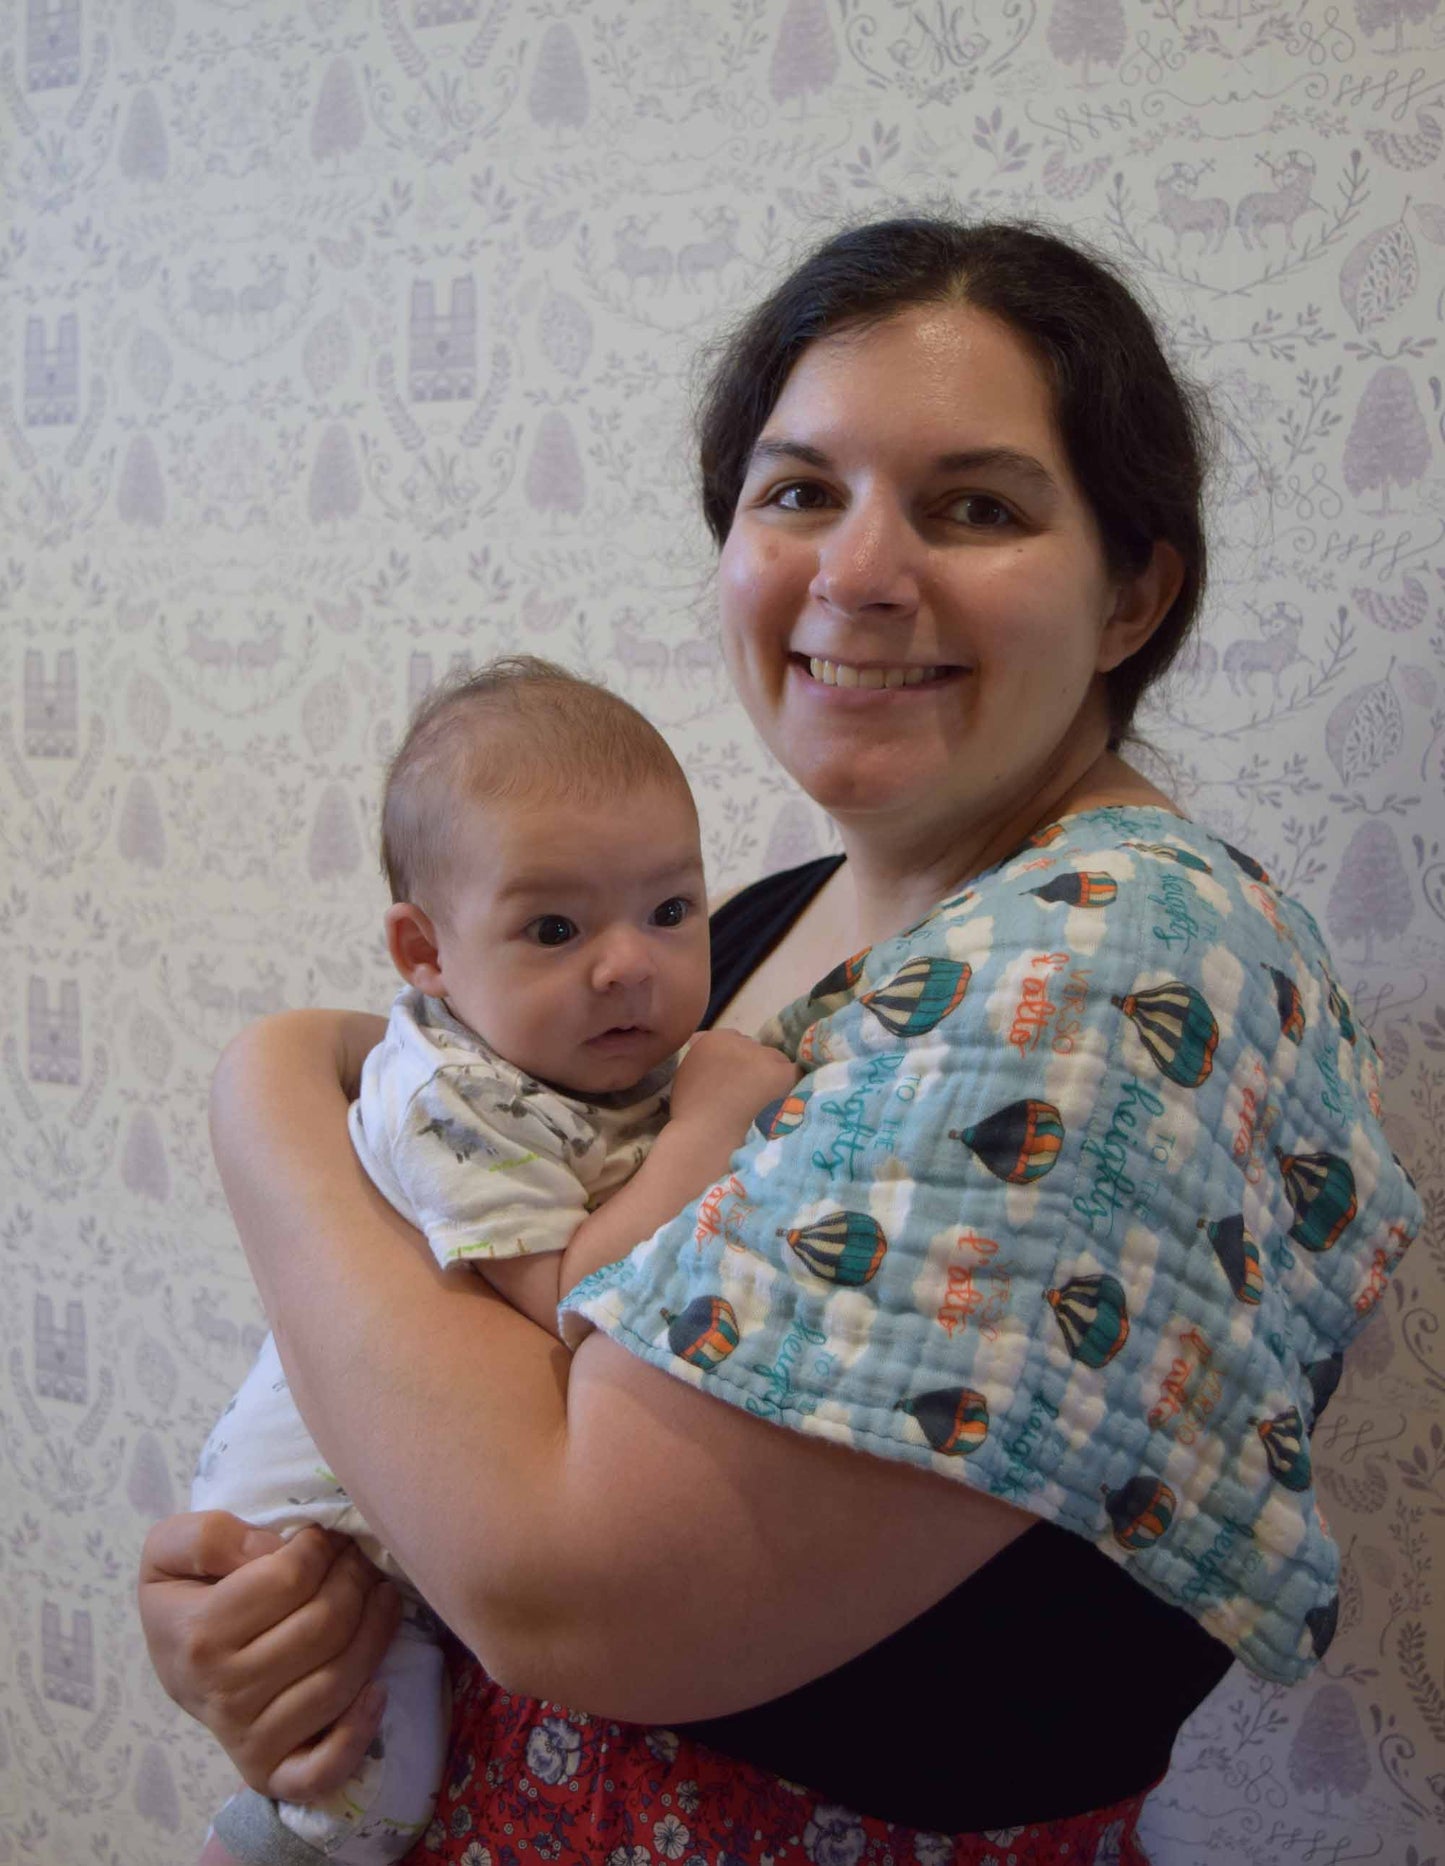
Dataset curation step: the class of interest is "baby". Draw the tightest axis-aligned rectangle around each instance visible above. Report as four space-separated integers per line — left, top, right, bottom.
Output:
193 657 795 1865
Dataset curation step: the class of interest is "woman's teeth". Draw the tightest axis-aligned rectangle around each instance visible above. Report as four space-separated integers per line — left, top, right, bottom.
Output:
807 658 947 689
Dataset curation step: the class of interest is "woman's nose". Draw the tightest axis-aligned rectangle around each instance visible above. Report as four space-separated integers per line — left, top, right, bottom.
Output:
808 497 920 618
591 928 653 993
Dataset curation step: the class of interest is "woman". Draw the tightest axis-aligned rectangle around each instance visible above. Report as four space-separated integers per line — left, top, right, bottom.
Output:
140 219 1421 1864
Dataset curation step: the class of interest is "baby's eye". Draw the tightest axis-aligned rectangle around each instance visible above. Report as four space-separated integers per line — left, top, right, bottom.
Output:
529 915 578 947
947 493 1016 529
650 896 691 928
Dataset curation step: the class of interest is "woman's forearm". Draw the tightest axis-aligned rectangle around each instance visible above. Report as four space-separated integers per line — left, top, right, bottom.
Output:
210 1014 577 1664
209 1013 1029 1724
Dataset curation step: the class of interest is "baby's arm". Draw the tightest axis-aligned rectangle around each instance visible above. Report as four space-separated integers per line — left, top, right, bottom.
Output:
473 1253 575 1336
402 1039 798 1336
557 1032 800 1304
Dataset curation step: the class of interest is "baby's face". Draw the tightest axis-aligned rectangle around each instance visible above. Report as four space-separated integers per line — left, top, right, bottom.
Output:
429 780 711 1095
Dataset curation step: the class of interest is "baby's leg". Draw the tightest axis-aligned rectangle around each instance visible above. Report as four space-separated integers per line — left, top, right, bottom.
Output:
211 1605 448 1865
192 1334 370 1550
193 1340 448 1863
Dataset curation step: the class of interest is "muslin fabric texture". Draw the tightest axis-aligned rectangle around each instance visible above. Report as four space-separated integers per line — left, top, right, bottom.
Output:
563 806 1423 1685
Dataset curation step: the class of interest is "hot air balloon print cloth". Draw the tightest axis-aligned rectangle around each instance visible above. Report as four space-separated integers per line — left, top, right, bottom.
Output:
561 806 1423 1686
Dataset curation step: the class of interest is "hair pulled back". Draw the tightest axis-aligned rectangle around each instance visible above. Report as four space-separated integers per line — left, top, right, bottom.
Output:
697 217 1210 744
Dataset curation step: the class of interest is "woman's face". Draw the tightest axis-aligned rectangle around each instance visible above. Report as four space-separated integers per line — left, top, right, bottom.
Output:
717 302 1167 847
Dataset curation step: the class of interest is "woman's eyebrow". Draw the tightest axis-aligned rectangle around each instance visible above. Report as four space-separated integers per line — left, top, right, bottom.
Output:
933 447 1060 494
749 438 831 470
748 437 1059 494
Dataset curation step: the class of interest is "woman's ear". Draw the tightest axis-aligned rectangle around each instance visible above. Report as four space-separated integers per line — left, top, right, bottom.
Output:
1097 541 1186 674
385 902 445 994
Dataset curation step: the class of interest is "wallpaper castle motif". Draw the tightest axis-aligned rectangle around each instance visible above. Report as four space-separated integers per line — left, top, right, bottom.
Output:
1 1 1442 1860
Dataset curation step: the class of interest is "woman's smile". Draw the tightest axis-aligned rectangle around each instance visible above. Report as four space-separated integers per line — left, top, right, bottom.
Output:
798 655 963 689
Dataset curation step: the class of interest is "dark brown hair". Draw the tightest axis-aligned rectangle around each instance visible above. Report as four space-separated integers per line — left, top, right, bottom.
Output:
381 656 690 914
697 217 1210 744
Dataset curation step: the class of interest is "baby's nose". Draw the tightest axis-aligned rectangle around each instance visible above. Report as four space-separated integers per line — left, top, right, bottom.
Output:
592 928 653 992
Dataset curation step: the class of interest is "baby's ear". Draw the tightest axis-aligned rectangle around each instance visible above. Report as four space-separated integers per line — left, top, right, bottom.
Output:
385 902 445 993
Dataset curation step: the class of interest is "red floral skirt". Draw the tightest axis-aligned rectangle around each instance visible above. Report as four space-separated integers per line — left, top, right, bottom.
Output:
405 1653 1154 1866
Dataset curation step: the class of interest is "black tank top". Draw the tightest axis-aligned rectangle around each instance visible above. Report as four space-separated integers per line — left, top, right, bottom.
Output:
679 858 1233 1834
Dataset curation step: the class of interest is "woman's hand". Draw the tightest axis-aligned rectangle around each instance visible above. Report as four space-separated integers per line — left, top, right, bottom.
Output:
137 1511 403 1800
670 1029 801 1145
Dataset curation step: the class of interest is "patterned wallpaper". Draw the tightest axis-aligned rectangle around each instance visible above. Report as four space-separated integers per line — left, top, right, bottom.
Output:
1 1 1442 1861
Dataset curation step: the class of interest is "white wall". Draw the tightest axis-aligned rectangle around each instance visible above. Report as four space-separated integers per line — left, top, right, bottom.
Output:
1 1 1442 1859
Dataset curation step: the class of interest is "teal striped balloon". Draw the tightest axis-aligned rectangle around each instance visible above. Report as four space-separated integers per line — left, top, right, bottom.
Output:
782 1211 888 1287
861 957 971 1037
1111 981 1219 1088
1257 1406 1311 1492
1275 1148 1357 1252
1046 1273 1130 1367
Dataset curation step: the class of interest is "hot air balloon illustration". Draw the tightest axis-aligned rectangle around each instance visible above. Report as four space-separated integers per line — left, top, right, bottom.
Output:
1256 1405 1312 1491
1199 1216 1264 1305
1305 1594 1339 1659
1104 1475 1176 1551
1302 1352 1344 1427
1111 982 1219 1088
1046 1273 1130 1368
1263 966 1305 1043
1029 871 1118 909
753 1085 812 1142
1029 822 1066 848
1221 840 1270 884
1275 1149 1357 1252
899 1386 989 1456
860 957 971 1037
951 1100 1064 1184
1124 840 1212 874
781 1211 888 1286
1324 975 1356 1044
809 948 870 1002
664 1296 740 1372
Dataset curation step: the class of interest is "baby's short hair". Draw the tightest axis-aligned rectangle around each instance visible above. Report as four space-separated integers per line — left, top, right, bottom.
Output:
381 655 691 914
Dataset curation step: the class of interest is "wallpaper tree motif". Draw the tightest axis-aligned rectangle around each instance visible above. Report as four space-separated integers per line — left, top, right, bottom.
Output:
0 2 1442 1861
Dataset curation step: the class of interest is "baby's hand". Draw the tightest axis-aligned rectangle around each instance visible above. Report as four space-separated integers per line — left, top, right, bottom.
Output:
670 1030 802 1146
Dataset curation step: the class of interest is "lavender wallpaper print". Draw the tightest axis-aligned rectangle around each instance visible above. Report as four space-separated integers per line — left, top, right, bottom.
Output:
1 2 1443 1862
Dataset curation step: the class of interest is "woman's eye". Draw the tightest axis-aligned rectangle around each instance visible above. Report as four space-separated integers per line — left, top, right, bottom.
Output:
948 493 1015 529
530 916 578 947
650 896 691 928
770 481 832 513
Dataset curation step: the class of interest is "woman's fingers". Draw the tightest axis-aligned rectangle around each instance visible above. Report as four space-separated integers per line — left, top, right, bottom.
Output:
138 1510 403 1791
235 1539 402 1726
139 1512 309 1717
139 1509 286 1585
233 1576 403 1797
266 1682 389 1804
140 1520 355 1725
196 1528 369 1664
266 1671 392 1804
